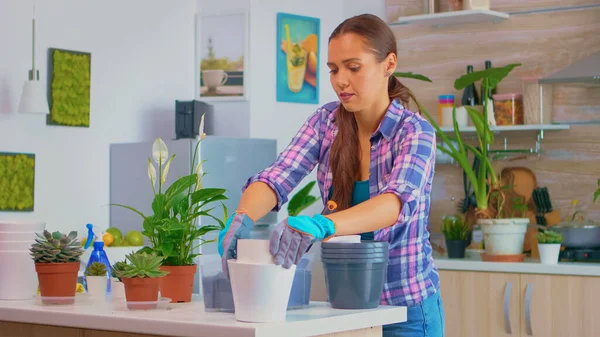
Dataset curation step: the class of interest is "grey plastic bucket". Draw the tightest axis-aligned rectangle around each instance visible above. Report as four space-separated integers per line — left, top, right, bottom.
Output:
322 241 389 250
321 247 388 254
323 260 387 309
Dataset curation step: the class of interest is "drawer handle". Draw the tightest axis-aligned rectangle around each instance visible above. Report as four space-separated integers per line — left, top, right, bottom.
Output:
525 283 533 336
503 281 512 334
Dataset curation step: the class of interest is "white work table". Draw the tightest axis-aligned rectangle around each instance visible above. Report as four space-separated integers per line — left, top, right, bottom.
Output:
434 254 600 276
0 295 407 337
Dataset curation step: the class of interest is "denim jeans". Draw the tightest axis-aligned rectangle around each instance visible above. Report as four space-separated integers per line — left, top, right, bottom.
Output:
382 291 445 337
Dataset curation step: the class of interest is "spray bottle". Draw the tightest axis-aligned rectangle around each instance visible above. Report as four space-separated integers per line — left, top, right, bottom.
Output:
83 224 112 293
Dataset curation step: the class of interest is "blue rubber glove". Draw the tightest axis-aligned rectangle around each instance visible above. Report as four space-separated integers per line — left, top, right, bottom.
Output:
218 211 255 278
269 214 336 268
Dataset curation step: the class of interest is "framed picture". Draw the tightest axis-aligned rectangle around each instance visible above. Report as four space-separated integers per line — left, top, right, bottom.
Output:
0 152 36 212
195 10 249 101
276 12 320 104
46 48 91 127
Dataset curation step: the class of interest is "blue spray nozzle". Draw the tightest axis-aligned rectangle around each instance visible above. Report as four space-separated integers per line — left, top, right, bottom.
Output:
84 223 102 250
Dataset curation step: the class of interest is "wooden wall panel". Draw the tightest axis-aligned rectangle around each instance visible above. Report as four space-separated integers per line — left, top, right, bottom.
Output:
385 2 600 232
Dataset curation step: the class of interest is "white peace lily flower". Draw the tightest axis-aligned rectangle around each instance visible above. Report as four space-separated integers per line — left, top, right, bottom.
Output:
161 155 175 186
152 138 168 165
148 158 157 188
198 113 205 139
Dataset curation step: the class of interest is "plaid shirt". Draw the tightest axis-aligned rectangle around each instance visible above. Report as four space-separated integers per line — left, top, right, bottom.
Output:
243 99 439 306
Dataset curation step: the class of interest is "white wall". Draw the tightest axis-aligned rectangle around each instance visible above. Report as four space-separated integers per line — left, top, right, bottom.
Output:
0 0 196 233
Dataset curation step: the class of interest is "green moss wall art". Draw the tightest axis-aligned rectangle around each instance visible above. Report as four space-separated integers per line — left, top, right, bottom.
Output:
46 48 91 127
0 153 35 212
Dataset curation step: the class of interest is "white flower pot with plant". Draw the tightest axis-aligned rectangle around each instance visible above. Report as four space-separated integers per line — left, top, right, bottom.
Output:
84 262 109 299
537 230 564 264
418 63 530 257
441 214 469 258
110 114 229 303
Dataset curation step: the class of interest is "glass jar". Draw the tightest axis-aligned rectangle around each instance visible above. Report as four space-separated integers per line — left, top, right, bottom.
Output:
438 95 455 126
492 93 524 125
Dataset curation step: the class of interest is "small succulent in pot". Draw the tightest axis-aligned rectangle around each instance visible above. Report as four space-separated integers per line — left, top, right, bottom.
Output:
85 262 107 276
442 214 470 259
111 260 128 282
30 230 84 304
537 230 563 265
114 252 169 308
84 261 109 298
537 230 563 244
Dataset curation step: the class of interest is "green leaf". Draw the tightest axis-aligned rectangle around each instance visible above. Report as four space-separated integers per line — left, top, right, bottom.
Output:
288 181 317 216
165 174 197 198
171 192 188 216
109 203 147 220
191 188 226 205
151 194 167 218
454 63 521 91
465 106 494 144
393 72 432 83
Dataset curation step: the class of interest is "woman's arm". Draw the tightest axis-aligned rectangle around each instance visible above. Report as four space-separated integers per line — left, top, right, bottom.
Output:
236 182 278 222
325 122 436 235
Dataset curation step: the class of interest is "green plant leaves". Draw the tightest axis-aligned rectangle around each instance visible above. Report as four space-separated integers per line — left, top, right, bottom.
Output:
287 181 320 216
454 63 521 90
393 72 433 83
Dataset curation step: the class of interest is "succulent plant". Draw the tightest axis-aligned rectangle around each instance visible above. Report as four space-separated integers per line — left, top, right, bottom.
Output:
30 230 84 263
111 259 129 281
538 230 564 244
85 261 107 276
115 252 169 279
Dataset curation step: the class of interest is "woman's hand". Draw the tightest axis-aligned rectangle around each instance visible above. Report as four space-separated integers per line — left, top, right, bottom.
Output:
269 214 336 268
218 210 255 278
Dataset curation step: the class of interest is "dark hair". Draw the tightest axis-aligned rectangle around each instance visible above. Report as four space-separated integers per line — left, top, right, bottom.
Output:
328 14 419 211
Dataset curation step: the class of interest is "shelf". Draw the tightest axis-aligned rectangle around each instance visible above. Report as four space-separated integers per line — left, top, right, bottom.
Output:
389 9 509 27
437 124 570 133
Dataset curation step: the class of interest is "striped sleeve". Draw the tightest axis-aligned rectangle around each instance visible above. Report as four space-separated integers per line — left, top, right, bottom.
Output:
380 119 436 224
242 108 324 211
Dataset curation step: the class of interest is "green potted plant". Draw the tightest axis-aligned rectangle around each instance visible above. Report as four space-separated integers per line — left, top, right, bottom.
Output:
418 63 530 257
114 251 169 309
537 230 564 264
84 261 108 299
30 230 84 304
110 259 128 299
441 214 469 258
111 114 229 303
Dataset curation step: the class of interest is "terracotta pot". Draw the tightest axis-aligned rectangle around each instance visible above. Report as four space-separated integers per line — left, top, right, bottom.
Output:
122 276 163 309
35 262 80 304
159 264 197 303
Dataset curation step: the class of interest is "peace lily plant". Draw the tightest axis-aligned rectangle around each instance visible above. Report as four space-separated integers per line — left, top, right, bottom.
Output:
111 114 229 302
400 63 529 256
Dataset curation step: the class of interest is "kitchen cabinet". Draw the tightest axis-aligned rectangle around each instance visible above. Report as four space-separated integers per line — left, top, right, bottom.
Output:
440 270 600 337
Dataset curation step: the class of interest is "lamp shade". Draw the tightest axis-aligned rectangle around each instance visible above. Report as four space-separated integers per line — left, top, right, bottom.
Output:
18 80 49 114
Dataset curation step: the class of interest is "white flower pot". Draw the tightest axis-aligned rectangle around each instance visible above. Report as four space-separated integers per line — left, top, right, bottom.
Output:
86 276 108 299
0 251 38 300
478 218 529 255
111 278 125 299
538 243 561 265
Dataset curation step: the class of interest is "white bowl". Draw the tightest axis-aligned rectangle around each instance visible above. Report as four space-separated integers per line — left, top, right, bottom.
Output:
326 235 361 243
228 259 296 322
236 239 274 264
0 220 46 233
0 250 38 300
0 240 34 251
0 231 39 241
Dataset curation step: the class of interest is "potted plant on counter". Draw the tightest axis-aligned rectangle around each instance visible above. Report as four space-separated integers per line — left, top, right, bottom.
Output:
420 63 530 259
30 230 84 304
84 261 108 299
441 214 469 259
537 230 563 264
114 251 169 309
111 114 229 303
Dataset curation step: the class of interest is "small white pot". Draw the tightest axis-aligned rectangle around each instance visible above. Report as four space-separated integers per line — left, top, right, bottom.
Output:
111 278 125 299
86 276 108 299
538 243 561 265
478 218 529 255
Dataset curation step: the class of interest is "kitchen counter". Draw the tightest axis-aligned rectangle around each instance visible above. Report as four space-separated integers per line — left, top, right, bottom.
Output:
0 295 407 337
434 254 600 276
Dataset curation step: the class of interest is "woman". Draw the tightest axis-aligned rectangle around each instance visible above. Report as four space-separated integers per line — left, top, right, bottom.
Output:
218 14 444 337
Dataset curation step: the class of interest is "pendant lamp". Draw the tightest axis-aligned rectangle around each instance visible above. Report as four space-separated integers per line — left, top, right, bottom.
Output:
18 0 49 114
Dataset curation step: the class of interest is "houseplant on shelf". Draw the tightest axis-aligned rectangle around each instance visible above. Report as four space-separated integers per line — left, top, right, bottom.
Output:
110 259 128 299
111 114 229 303
30 230 84 304
441 214 469 259
537 230 563 264
419 63 530 257
84 261 108 299
114 251 169 309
